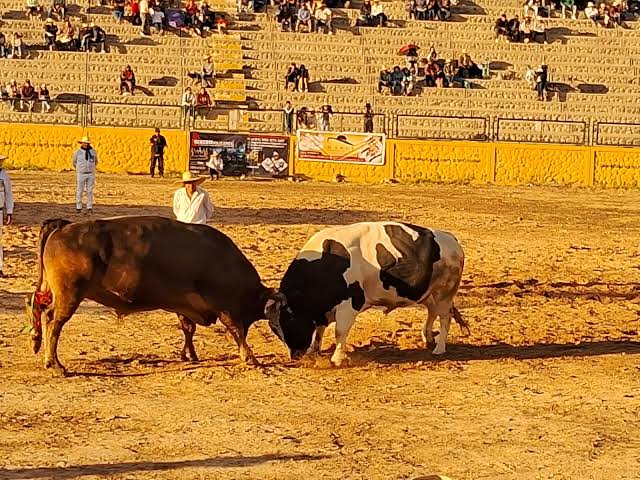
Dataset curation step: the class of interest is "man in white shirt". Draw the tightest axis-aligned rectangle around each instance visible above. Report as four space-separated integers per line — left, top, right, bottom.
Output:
173 172 214 224
0 154 14 278
72 135 98 214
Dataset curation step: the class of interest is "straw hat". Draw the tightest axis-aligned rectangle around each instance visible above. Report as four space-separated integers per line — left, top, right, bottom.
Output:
179 171 206 184
45 17 54 24
78 135 91 144
0 154 7 162
587 1 594 6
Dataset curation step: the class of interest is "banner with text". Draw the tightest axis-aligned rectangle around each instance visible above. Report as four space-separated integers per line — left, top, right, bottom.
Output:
296 130 385 165
189 131 290 178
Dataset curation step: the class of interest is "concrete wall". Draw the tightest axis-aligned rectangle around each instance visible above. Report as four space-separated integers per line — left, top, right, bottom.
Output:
3 122 640 188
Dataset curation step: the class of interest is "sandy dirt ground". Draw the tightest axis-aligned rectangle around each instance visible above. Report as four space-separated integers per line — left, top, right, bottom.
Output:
1 172 639 480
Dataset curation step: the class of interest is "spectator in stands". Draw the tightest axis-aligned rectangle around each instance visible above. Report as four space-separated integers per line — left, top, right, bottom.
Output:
412 0 428 20
284 62 300 91
140 0 152 36
38 83 51 112
438 0 452 20
521 15 533 43
149 128 167 178
283 100 294 133
21 80 36 112
426 44 438 62
120 65 136 95
297 3 312 32
363 103 374 133
532 16 548 44
277 0 297 32
43 18 58 50
319 104 332 131
524 0 549 18
151 7 166 33
585 2 599 23
535 63 548 101
215 14 228 34
201 55 215 87
608 1 623 26
423 59 437 87
377 66 391 93
26 0 42 20
402 67 416 94
182 86 195 121
238 0 254 13
11 33 24 59
443 58 464 87
354 0 372 26
130 0 141 26
298 64 310 92
426 0 438 20
6 80 20 110
113 0 126 23
559 0 577 19
314 2 334 34
458 50 482 78
0 32 7 58
195 87 212 118
494 13 509 42
390 66 404 95
185 0 201 35
371 0 388 26
56 18 74 50
48 0 65 19
508 14 521 42
85 22 107 53
297 106 314 128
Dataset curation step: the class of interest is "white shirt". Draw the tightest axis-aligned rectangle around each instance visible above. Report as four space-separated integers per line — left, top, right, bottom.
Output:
173 186 214 224
72 147 98 174
0 168 14 214
371 3 384 15
182 91 195 106
151 10 164 23
140 0 149 14
315 6 332 21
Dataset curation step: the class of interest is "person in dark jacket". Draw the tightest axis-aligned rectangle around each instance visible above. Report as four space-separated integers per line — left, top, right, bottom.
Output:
43 18 58 50
363 103 374 133
149 128 168 178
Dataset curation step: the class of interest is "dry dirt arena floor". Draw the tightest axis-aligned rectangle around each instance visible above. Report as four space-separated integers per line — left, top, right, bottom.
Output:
1 172 640 480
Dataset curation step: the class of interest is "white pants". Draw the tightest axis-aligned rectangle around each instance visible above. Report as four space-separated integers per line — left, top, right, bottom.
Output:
76 173 96 209
0 215 3 271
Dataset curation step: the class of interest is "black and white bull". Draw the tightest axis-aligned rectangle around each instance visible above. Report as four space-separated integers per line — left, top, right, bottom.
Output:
269 221 468 366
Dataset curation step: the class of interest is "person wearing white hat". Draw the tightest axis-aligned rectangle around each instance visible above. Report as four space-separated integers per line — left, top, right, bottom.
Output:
72 135 98 214
173 172 214 224
0 154 14 278
585 2 599 23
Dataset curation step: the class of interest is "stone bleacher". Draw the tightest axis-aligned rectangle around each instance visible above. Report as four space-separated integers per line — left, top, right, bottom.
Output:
0 0 639 143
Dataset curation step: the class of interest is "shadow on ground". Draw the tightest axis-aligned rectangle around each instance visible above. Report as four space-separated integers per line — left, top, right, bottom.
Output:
0 454 329 479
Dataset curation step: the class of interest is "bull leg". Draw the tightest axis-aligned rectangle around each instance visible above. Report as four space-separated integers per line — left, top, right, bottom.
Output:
330 301 358 367
42 300 80 377
432 303 452 355
177 315 199 362
308 325 326 354
218 313 258 365
421 307 437 348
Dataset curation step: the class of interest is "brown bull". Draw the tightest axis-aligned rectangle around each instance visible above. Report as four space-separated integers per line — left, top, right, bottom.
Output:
27 216 286 376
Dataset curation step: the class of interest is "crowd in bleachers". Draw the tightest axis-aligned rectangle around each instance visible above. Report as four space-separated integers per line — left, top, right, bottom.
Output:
377 46 484 95
1 79 51 112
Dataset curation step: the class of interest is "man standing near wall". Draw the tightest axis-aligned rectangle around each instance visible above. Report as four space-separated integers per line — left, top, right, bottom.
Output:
150 128 167 178
173 172 213 224
0 154 14 278
72 135 98 214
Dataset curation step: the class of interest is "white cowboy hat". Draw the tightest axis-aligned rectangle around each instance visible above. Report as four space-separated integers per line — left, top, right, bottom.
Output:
45 17 54 23
0 154 7 161
78 135 91 144
587 1 594 6
179 171 206 184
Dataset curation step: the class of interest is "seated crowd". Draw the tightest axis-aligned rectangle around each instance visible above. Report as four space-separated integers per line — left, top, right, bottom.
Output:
494 13 549 43
277 0 338 33
1 79 51 112
378 47 484 95
520 0 632 24
42 18 107 52
407 0 452 21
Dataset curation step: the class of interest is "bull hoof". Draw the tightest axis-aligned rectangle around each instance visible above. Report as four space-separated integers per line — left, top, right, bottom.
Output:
330 355 350 367
31 336 42 354
243 355 261 366
432 346 446 355
45 362 67 377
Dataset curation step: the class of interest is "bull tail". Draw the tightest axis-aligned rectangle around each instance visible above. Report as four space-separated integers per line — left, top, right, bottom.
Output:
27 219 72 354
451 305 470 336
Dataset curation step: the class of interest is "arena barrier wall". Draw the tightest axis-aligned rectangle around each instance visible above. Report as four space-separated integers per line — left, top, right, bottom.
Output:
2 123 640 188
0 124 189 174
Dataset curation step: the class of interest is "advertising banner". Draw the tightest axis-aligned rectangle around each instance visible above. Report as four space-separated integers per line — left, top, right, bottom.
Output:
189 131 290 178
297 130 385 165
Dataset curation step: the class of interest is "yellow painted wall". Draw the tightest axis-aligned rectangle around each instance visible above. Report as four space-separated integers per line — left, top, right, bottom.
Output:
392 140 493 183
593 148 640 188
0 123 189 174
494 143 592 186
4 121 640 189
